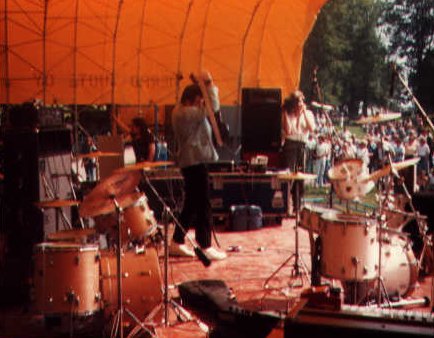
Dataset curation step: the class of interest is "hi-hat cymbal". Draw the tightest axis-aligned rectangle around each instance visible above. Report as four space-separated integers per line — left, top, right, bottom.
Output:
277 172 317 181
115 161 174 173
355 112 401 125
75 151 121 159
79 171 140 218
35 199 80 208
363 157 420 182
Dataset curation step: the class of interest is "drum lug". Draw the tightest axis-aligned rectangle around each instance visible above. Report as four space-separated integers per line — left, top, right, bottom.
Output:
363 266 368 275
74 256 80 265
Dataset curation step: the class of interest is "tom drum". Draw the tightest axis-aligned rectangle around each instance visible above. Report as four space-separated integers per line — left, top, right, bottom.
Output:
320 212 379 281
33 242 100 316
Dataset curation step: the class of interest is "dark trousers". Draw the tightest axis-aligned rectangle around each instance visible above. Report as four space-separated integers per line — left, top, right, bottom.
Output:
281 139 306 211
173 164 212 248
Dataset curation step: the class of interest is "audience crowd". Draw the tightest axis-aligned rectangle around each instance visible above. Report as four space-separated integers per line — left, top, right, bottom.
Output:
304 108 434 191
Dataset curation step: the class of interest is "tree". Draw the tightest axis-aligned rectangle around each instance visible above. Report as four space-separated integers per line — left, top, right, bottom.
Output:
380 0 434 114
301 0 389 119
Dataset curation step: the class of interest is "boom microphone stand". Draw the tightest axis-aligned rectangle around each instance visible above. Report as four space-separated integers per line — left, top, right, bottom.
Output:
128 172 210 334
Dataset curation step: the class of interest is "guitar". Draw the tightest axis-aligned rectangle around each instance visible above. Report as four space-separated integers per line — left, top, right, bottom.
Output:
190 73 229 147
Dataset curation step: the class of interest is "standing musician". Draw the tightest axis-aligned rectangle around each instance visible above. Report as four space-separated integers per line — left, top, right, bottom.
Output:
281 90 319 284
169 84 227 261
281 90 316 181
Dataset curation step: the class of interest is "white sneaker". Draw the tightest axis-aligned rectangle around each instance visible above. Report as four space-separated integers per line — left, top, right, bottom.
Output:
204 247 227 261
169 242 195 257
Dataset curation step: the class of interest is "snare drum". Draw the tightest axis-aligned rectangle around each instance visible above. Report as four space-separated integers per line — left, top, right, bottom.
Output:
100 247 163 321
300 205 337 233
33 242 100 315
95 192 157 243
320 212 379 281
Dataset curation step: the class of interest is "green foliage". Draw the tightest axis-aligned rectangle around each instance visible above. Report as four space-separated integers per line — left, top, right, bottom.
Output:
301 0 390 118
380 0 434 114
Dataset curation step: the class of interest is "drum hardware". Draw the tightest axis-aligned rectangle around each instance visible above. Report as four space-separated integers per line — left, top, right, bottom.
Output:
38 174 75 231
137 174 210 334
264 172 317 289
106 195 156 338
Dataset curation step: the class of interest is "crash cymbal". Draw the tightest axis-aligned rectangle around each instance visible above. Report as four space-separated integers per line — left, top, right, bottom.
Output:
355 112 401 125
311 101 334 111
75 151 121 159
115 161 175 173
277 171 317 181
363 157 420 182
35 199 80 208
81 191 141 219
79 171 140 218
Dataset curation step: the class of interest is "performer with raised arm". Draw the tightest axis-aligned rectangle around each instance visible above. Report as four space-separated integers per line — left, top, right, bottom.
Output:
169 84 227 261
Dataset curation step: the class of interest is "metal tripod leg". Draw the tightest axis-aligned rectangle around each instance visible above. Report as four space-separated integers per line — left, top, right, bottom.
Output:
263 180 310 289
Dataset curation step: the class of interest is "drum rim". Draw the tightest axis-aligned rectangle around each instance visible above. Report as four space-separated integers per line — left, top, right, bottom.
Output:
35 242 99 251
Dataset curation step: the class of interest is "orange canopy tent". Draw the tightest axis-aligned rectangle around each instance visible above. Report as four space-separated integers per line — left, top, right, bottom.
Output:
1 0 327 108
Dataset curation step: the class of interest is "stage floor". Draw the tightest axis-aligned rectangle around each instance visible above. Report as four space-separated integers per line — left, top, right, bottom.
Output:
1 217 433 337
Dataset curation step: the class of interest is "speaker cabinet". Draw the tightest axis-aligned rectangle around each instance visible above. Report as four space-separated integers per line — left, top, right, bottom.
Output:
2 129 72 304
241 88 282 153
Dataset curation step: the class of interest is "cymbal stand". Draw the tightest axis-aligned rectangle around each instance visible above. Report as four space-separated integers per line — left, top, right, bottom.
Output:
264 178 310 289
40 173 72 230
137 174 209 334
108 195 155 338
374 154 396 307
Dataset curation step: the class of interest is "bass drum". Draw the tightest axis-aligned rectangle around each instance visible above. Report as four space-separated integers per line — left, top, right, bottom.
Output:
343 232 419 304
380 232 419 298
100 247 163 322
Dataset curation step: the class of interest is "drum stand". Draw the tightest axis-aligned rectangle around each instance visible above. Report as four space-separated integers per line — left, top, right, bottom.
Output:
264 179 310 289
127 175 209 335
108 195 156 338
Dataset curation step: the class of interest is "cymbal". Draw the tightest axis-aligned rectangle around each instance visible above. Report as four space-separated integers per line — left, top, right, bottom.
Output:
79 171 140 218
277 172 317 181
81 192 141 219
115 161 175 173
355 112 401 125
75 151 121 159
35 199 80 208
363 157 420 182
311 101 334 111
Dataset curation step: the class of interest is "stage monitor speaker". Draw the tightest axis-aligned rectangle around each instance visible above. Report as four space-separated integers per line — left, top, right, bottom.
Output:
241 88 281 153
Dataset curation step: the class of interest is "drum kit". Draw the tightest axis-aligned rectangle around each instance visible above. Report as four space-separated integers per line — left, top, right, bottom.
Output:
31 160 183 337
300 156 432 306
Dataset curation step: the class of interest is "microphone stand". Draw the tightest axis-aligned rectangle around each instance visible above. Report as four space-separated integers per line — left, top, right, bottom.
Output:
131 172 209 334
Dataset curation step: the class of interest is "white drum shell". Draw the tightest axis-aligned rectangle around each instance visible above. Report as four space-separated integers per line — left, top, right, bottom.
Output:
320 214 379 281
